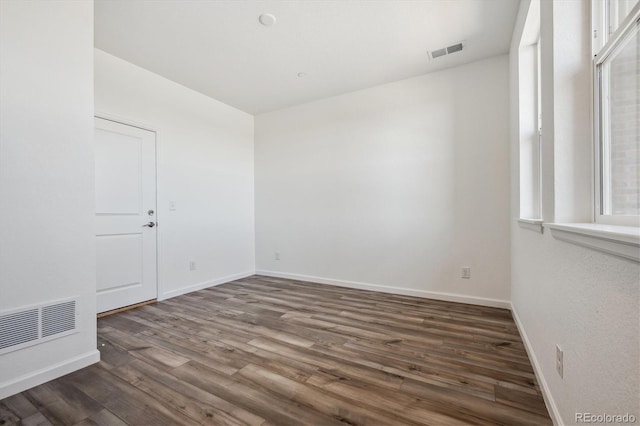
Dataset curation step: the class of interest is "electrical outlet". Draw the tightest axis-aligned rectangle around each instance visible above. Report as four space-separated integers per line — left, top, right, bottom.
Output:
189 261 196 271
461 267 471 279
169 201 177 211
275 251 280 261
556 345 563 378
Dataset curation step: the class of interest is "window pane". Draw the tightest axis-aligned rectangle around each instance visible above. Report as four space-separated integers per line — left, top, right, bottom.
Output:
602 24 640 215
609 0 639 35
519 42 541 219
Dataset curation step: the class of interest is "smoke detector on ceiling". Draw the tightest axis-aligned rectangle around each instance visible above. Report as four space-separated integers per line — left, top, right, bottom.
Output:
428 41 465 60
259 13 276 26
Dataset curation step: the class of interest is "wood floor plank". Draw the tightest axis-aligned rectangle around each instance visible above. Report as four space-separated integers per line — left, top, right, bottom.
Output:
343 339 538 388
306 370 493 426
495 383 550 416
1 392 40 420
0 401 21 425
235 363 405 426
110 359 266 426
0 275 551 425
20 412 53 426
170 361 344 426
84 409 128 426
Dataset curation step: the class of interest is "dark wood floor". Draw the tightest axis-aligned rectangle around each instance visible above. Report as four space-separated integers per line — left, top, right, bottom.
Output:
0 275 551 425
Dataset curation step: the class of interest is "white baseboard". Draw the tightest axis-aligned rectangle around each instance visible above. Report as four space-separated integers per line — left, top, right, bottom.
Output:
160 271 255 300
0 349 100 400
255 270 511 309
511 304 563 426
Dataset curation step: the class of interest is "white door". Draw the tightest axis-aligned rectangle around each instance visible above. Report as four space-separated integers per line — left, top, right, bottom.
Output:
94 117 157 314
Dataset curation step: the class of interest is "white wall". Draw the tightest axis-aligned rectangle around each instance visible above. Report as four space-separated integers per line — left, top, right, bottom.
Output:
94 50 255 300
255 56 511 307
510 1 640 424
0 1 99 398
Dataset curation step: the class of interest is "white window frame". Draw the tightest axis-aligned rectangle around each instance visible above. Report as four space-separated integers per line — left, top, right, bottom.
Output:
517 0 542 230
593 0 640 227
544 1 640 263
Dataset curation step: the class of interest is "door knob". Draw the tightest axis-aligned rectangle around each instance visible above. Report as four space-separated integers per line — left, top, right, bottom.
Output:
143 222 156 228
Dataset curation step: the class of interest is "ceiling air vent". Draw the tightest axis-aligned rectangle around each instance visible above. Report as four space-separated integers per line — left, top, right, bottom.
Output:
429 41 465 60
431 48 448 59
447 43 464 54
0 298 78 355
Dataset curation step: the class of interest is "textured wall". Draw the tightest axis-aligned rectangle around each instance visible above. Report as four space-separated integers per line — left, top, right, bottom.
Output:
511 230 639 424
95 49 255 300
0 0 98 398
255 56 511 306
510 1 640 424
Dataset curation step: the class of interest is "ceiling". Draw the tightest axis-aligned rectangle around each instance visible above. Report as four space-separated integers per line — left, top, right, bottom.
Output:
95 0 519 115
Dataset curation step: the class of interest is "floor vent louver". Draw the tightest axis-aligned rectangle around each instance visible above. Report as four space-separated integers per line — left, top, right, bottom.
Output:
0 299 78 355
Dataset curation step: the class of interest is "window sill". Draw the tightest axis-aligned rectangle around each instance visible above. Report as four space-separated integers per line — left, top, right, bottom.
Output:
545 223 640 262
518 218 544 234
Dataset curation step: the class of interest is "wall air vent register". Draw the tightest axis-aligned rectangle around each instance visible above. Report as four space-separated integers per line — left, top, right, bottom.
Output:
0 298 78 355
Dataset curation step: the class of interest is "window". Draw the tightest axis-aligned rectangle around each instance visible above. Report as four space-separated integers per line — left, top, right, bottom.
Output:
519 39 542 220
518 0 542 223
594 0 640 226
609 0 640 34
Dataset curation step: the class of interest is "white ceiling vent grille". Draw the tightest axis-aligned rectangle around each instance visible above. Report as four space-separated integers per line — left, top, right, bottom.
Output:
428 41 465 60
431 48 447 59
0 298 78 355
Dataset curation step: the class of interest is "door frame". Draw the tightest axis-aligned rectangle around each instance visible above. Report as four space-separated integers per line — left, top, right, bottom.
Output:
94 111 162 313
